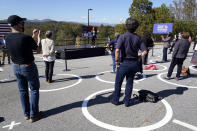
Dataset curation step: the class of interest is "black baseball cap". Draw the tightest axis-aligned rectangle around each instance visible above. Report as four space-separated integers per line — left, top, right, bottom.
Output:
7 15 26 27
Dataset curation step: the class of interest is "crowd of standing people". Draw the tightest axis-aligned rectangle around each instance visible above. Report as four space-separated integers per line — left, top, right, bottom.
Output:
1 14 197 123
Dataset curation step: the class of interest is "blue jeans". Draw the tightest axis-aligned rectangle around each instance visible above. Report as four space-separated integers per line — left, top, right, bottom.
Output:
162 48 168 61
112 60 139 104
111 51 116 72
12 63 40 117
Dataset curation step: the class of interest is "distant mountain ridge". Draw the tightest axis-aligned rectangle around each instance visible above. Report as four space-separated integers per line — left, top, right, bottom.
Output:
27 19 116 26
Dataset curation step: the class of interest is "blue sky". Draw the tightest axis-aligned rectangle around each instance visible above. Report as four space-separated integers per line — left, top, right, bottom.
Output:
0 0 173 24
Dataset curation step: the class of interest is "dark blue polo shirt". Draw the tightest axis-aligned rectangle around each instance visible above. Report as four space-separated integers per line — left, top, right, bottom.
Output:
116 32 147 59
109 38 118 52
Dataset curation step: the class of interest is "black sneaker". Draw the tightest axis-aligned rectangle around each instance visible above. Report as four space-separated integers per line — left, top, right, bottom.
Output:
110 100 120 106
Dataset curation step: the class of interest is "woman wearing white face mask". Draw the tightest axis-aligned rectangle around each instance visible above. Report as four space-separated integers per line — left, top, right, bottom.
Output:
41 30 56 83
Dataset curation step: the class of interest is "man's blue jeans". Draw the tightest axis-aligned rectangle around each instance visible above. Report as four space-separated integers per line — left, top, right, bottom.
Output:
112 60 139 104
111 51 116 72
12 63 40 117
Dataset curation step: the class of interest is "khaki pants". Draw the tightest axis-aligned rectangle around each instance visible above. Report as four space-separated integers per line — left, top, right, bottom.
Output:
2 49 10 64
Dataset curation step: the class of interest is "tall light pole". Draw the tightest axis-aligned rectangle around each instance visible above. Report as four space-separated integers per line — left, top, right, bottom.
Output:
88 8 93 45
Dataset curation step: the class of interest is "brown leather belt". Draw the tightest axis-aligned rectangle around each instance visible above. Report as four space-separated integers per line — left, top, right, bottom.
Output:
13 62 33 67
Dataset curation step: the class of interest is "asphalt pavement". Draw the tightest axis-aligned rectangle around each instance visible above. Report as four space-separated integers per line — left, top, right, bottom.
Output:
0 45 197 131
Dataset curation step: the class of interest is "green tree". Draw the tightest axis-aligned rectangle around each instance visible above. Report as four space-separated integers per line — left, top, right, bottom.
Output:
129 0 154 36
182 0 196 20
97 24 114 38
114 24 127 35
170 0 197 20
129 0 153 17
153 4 174 23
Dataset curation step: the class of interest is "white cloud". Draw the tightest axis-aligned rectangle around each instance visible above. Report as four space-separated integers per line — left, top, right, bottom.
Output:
102 18 107 21
81 16 87 20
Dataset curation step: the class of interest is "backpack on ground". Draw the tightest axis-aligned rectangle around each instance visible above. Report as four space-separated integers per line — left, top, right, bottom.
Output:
133 89 162 103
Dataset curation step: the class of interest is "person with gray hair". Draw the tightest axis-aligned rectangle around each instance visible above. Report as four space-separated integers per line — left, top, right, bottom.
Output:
41 30 56 83
111 18 147 107
107 32 120 73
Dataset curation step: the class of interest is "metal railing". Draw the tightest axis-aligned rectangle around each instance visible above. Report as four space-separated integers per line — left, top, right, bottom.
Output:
55 38 108 47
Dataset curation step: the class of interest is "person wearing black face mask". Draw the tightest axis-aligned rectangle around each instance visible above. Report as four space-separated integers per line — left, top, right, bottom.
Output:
5 15 42 123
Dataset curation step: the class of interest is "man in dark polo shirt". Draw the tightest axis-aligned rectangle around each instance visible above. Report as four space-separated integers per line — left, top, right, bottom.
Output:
111 18 147 107
107 33 120 73
6 15 42 122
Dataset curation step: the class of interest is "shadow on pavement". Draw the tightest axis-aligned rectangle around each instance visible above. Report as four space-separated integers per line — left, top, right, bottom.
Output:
145 74 157 78
42 91 123 119
0 117 5 123
157 87 188 98
53 77 79 83
0 79 17 83
41 87 188 120
179 74 197 80
80 75 97 79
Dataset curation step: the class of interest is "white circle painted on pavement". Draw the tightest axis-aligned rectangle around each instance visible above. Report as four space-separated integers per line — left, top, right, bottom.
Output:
95 71 146 84
34 55 64 63
189 65 197 72
39 74 82 92
82 88 173 131
143 64 167 72
157 72 197 88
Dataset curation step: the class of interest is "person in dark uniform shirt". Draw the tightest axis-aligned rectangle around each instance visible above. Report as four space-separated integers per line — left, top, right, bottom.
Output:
6 15 42 123
142 32 154 65
111 18 147 107
107 33 120 73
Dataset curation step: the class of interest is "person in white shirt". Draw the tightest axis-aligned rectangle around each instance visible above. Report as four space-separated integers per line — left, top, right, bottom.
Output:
41 30 55 83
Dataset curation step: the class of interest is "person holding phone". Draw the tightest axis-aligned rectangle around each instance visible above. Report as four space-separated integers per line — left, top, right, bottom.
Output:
6 15 42 123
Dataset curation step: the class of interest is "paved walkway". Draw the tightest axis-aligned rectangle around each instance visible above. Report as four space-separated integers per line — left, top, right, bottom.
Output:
0 45 197 131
